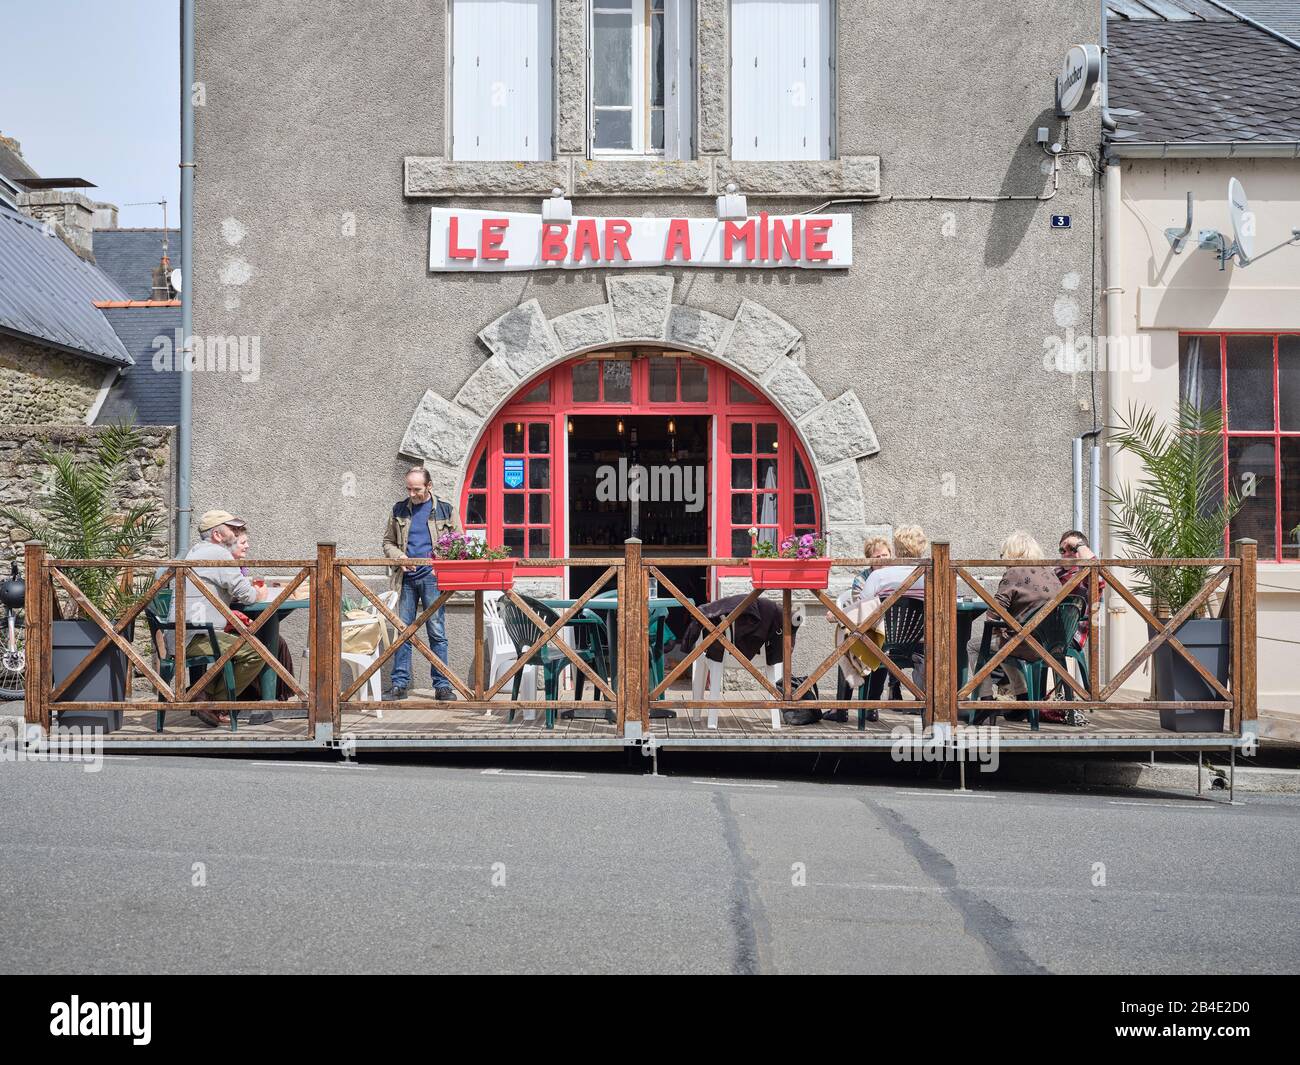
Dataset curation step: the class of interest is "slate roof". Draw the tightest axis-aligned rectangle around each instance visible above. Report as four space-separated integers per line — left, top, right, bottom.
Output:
0 203 132 364
93 228 178 301
1107 17 1300 143
96 305 181 426
1214 1 1300 43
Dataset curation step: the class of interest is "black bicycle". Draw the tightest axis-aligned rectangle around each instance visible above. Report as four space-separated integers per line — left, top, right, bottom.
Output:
0 561 26 701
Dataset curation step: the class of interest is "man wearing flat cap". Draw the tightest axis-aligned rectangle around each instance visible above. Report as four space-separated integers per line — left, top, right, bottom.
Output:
167 509 271 725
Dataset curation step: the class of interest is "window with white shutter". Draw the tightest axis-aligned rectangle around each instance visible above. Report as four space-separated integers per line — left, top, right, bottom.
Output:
730 0 833 161
590 0 694 159
451 0 554 161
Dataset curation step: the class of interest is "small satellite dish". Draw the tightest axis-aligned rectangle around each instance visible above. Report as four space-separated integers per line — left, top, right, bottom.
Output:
169 268 183 293
1228 178 1254 265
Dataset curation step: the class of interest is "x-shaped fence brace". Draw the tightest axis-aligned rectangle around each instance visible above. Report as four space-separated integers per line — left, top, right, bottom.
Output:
958 565 1091 701
1098 564 1232 702
45 564 309 706
803 566 929 702
336 566 618 705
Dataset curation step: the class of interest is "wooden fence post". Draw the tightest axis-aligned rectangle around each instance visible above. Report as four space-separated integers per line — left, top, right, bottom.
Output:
928 541 954 733
311 542 339 740
23 541 45 732
1233 539 1257 735
619 538 646 739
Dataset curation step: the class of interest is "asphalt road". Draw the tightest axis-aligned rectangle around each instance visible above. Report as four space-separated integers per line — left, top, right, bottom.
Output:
0 750 1297 974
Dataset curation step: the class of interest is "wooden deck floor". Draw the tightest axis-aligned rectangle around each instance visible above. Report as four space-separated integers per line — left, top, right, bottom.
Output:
49 690 1232 746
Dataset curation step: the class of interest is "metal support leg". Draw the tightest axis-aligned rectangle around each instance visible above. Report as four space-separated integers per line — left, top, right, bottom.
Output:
1230 744 1235 804
958 749 967 792
1197 749 1202 796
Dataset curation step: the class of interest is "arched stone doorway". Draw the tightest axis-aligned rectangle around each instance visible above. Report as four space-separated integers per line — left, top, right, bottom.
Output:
398 277 881 591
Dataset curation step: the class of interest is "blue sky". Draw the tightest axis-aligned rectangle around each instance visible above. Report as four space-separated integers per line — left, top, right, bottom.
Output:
0 1 179 229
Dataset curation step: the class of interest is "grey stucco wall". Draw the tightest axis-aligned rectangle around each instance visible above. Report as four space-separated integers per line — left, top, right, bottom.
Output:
191 0 1102 567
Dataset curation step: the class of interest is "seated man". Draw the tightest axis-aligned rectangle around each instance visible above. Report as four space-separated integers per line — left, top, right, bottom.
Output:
168 509 271 725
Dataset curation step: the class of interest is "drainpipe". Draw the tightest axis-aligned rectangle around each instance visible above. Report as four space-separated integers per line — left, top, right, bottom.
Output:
1102 155 1123 689
177 0 195 553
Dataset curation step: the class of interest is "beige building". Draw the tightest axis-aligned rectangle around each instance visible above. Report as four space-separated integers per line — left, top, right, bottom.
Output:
1104 2 1300 737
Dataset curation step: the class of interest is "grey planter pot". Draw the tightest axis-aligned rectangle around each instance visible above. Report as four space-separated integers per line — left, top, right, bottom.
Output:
1148 617 1230 732
51 619 130 733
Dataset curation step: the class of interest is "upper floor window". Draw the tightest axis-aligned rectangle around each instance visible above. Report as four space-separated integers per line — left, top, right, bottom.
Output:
591 0 694 159
450 0 554 161
730 0 833 161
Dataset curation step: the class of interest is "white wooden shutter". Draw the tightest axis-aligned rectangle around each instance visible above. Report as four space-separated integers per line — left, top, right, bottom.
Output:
451 0 553 161
663 0 695 160
730 0 831 161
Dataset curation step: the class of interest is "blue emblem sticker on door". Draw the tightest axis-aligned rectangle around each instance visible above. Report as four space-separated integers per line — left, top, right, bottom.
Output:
503 458 525 489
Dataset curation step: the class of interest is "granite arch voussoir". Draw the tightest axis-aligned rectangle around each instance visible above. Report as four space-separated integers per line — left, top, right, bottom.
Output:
402 282 882 532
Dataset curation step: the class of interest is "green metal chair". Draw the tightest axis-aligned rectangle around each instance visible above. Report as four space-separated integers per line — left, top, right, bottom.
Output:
857 598 926 731
1056 595 1090 699
973 599 1082 731
143 588 239 733
498 595 608 728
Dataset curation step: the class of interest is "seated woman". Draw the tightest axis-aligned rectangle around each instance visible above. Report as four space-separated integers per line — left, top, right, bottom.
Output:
851 525 928 604
977 530 1062 707
854 525 929 716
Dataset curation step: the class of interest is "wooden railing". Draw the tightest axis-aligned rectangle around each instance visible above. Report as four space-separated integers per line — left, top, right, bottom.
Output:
21 538 1258 741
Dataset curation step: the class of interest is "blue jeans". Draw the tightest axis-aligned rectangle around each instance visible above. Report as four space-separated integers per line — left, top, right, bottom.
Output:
391 573 449 690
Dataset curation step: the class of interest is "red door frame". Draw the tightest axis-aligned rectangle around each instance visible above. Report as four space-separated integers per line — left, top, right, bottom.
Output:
460 349 824 581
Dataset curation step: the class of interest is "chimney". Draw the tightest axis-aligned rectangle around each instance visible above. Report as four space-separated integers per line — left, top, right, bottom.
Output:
17 189 98 260
91 200 119 230
151 253 176 301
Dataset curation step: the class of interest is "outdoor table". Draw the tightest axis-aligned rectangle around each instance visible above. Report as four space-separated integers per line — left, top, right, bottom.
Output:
541 593 691 717
239 597 310 705
956 597 989 689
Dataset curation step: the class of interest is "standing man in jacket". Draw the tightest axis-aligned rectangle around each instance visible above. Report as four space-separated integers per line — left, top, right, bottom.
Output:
382 466 461 700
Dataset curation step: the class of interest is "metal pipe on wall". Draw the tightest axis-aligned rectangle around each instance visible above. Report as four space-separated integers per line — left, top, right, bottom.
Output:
1072 437 1084 531
177 0 195 552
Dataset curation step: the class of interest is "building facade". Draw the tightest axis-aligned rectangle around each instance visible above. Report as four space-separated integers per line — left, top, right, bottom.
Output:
1105 1 1300 732
192 0 1101 597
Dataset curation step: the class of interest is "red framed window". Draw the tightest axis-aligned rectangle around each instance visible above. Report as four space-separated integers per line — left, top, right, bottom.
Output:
459 350 823 576
1179 332 1300 562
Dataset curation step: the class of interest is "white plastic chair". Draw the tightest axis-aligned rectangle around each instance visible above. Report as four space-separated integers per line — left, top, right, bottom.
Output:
692 651 784 730
483 591 537 719
342 589 399 718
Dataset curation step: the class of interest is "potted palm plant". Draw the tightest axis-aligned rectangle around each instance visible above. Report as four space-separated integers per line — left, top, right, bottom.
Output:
0 423 167 729
1106 402 1242 731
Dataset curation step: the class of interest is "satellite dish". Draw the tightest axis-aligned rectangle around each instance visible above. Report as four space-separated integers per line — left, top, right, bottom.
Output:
1057 45 1101 115
169 268 183 293
1228 178 1254 265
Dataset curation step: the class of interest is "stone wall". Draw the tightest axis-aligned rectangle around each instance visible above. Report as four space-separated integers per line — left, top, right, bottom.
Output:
0 425 174 565
0 333 106 425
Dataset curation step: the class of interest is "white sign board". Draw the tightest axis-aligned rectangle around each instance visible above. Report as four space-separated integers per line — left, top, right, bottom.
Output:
1058 44 1101 114
427 207 852 271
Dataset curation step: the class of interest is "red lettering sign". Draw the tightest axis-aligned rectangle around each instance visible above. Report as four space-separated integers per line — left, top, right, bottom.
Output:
664 219 692 262
541 223 568 262
604 219 632 262
804 218 833 262
480 218 509 261
448 215 476 260
572 219 601 263
723 219 757 261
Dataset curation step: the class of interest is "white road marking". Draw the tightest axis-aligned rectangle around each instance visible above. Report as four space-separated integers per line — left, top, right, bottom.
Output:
690 780 779 789
251 761 377 771
481 768 586 779
892 789 996 797
1107 800 1215 809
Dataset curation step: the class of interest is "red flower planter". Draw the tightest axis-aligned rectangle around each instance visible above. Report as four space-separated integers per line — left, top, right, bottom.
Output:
748 558 832 590
433 558 516 591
